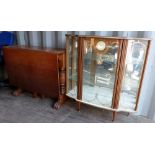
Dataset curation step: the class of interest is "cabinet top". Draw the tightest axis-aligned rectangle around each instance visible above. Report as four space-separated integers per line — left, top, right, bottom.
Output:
3 46 65 54
65 34 152 41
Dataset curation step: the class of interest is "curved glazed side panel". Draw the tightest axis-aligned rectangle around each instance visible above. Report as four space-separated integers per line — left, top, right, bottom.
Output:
65 35 78 100
118 39 150 111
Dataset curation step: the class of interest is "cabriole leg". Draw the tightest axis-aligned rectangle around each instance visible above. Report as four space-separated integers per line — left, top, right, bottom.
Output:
52 95 65 110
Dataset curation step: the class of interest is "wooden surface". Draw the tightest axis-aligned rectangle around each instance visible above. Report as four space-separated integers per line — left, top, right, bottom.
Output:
65 36 69 93
77 37 84 100
112 40 128 109
3 45 65 53
111 39 123 108
3 46 65 100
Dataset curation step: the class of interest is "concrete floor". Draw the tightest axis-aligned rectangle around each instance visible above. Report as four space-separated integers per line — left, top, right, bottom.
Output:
0 87 154 123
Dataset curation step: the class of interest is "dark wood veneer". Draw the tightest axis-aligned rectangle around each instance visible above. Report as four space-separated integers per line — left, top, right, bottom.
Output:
3 46 66 108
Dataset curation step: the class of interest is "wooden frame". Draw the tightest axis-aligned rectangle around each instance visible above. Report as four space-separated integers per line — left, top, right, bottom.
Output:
65 35 70 93
112 40 128 109
134 40 151 110
111 40 128 120
77 37 84 110
111 39 124 108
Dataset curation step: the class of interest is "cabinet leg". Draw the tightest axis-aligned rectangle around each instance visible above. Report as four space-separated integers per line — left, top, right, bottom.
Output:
76 101 81 111
112 111 117 122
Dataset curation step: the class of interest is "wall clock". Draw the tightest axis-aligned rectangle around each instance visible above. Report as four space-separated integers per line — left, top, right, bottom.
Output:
96 41 106 51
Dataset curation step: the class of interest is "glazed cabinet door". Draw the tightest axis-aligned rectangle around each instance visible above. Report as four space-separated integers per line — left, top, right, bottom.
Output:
118 39 150 111
79 37 122 109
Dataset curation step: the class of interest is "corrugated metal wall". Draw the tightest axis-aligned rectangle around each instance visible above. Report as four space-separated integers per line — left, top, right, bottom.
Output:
15 31 67 48
14 31 152 48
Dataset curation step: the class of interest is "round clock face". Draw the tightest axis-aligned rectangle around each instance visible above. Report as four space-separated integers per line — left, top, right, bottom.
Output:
96 41 106 51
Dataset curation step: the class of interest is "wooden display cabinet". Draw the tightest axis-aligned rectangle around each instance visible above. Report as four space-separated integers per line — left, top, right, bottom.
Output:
65 34 151 120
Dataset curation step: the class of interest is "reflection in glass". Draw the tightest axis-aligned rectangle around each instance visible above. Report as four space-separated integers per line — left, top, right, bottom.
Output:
82 39 119 108
119 40 148 110
66 36 78 99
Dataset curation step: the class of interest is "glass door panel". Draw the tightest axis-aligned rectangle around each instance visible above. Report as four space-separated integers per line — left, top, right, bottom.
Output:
119 40 148 111
66 36 78 99
82 38 120 108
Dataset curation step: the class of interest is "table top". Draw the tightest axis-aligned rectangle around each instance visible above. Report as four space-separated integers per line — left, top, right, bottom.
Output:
3 45 65 54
